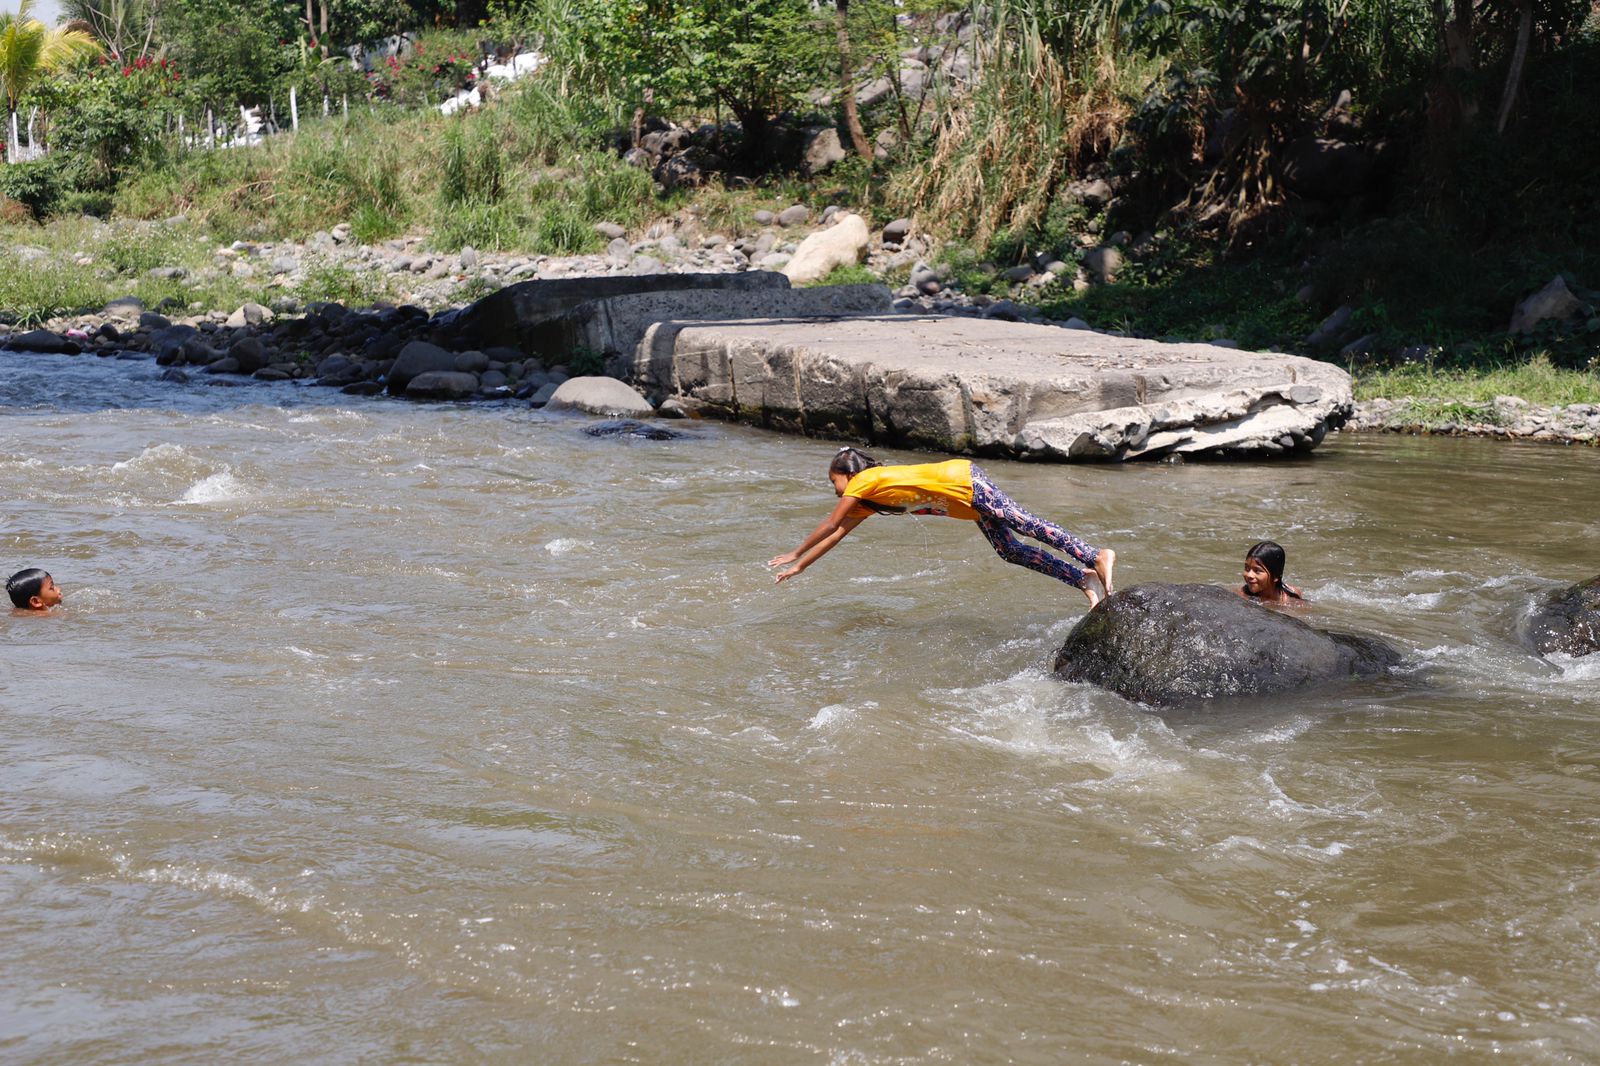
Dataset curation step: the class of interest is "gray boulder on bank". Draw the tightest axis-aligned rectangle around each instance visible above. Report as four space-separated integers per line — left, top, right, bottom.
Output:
782 213 871 285
2 329 78 354
1509 276 1591 335
387 340 459 394
405 370 480 399
1523 575 1600 658
544 376 654 417
1053 583 1402 706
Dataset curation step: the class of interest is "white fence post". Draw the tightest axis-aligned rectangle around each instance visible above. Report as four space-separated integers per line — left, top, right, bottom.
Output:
290 86 299 131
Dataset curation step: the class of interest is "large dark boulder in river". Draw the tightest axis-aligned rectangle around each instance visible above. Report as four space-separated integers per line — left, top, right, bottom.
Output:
1053 583 1401 706
1524 575 1600 658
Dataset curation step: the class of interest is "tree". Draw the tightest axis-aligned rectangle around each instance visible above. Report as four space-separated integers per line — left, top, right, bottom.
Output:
157 0 296 107
835 0 870 159
0 0 103 162
563 0 829 159
60 0 159 62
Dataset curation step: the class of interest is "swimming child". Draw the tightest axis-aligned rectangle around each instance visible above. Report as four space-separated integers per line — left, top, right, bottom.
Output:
7 568 63 611
1235 541 1304 605
768 448 1115 606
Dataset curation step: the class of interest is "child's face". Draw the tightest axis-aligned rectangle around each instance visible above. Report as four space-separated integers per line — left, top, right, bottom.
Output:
30 574 63 609
1242 558 1275 596
830 471 850 497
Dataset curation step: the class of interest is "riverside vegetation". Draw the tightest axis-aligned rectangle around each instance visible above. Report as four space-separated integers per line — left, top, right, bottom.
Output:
1 0 1597 440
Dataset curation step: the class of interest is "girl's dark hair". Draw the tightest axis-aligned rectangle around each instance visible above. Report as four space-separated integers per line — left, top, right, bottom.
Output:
828 447 880 479
828 447 904 512
1245 541 1286 582
7 568 48 608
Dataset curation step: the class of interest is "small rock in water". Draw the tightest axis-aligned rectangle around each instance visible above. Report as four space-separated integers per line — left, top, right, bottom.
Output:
1523 574 1600 658
583 419 688 440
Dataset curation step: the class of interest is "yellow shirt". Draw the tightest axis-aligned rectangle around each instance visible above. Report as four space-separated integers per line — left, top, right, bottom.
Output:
844 459 977 521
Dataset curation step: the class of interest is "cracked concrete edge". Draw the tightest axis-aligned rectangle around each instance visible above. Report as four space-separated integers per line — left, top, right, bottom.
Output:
638 320 1355 461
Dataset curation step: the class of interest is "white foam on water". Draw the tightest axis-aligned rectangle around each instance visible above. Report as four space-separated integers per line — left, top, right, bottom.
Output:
806 701 878 732
940 669 1187 781
176 470 246 504
111 441 193 473
1550 652 1600 682
847 568 945 584
544 538 591 555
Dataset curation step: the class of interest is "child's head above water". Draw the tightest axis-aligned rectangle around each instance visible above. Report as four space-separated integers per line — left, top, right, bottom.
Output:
8 568 62 610
1242 541 1291 598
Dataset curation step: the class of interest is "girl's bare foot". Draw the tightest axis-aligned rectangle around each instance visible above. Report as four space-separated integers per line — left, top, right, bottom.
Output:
1082 585 1101 609
1093 548 1116 597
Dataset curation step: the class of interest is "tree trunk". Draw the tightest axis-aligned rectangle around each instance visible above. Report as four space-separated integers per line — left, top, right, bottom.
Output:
835 0 872 159
1426 0 1479 136
1496 0 1533 134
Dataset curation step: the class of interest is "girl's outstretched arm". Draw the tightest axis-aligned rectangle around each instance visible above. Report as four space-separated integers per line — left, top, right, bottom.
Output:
769 497 871 582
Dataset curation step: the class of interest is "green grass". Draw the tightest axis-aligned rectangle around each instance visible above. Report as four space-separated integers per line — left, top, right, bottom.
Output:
1355 356 1600 406
0 257 105 326
1034 240 1320 349
810 263 878 287
292 259 393 308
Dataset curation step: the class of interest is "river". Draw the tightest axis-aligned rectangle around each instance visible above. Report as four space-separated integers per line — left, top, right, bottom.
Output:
3 351 1598 1063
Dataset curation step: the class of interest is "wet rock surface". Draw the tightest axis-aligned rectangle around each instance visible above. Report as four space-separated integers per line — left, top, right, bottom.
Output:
1053 583 1402 706
1523 575 1600 658
582 419 691 440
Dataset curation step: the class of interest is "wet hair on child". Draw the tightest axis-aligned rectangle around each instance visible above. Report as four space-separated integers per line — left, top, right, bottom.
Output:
1245 540 1302 599
7 568 49 608
827 447 907 513
827 447 881 479
1246 541 1286 582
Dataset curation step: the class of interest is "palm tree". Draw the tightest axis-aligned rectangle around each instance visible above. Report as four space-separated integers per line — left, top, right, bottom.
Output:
60 0 159 64
0 0 103 162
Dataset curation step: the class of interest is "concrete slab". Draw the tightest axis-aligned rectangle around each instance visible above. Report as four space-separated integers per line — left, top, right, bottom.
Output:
438 271 791 357
633 314 1352 460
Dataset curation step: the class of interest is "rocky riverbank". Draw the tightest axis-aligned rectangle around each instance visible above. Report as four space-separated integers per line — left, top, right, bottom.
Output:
1347 396 1600 446
2 211 1594 450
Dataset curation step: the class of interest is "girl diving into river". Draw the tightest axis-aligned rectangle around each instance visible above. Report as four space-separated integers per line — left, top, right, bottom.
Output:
768 448 1116 607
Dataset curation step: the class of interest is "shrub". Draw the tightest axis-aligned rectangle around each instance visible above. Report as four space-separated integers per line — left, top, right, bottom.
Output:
293 259 391 308
0 158 68 219
532 198 595 255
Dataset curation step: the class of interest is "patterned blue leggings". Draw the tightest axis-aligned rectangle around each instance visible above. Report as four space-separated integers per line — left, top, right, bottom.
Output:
970 465 1099 588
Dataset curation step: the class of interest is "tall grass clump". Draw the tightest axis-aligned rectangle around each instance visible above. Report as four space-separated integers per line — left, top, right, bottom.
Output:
113 111 419 241
892 0 1147 250
1355 355 1600 406
0 259 107 325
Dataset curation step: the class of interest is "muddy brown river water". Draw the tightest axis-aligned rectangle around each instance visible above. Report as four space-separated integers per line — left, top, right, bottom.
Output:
2 351 1598 1063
